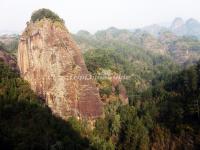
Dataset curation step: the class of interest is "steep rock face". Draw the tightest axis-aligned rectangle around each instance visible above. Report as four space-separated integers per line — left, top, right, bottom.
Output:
18 19 103 120
111 74 128 104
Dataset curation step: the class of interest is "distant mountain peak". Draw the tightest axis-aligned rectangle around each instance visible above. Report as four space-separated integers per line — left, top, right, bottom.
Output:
105 27 119 33
76 30 91 37
186 18 198 22
170 17 184 30
185 18 200 26
107 26 118 30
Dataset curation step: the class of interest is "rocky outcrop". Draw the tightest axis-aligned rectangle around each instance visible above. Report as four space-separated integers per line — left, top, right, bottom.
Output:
95 69 128 104
111 74 128 105
18 19 103 120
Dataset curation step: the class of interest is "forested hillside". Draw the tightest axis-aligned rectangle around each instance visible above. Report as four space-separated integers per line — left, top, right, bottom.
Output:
78 28 200 149
149 61 200 149
1 14 200 149
84 48 178 105
74 27 200 66
0 60 94 150
83 48 200 150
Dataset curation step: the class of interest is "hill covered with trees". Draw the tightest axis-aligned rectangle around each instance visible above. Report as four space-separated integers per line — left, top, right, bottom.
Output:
1 50 200 149
1 8 200 150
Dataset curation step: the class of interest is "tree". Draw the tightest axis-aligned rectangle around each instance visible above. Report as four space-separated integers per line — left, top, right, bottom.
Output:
31 8 64 23
117 105 149 150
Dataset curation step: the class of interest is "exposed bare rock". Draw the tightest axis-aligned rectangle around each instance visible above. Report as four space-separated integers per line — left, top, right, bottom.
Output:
111 74 128 105
17 19 103 120
95 69 128 104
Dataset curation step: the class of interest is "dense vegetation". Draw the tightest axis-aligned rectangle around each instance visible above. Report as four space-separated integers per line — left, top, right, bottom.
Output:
75 26 200 149
0 59 154 150
1 14 200 149
0 61 93 150
1 42 200 149
31 8 64 23
85 49 200 149
150 61 200 149
0 59 152 149
84 47 179 104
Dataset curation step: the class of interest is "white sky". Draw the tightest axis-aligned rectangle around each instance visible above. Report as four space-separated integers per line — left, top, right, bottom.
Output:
1 0 200 33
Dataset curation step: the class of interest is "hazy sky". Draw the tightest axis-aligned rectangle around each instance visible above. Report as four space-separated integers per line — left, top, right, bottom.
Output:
1 0 200 33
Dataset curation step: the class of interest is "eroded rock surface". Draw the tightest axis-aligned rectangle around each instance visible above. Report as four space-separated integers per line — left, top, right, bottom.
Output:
18 19 103 120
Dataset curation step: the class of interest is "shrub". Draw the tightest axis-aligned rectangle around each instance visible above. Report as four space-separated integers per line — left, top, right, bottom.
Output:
31 8 64 23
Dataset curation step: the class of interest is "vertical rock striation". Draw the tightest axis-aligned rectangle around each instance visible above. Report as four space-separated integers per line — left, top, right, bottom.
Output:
18 19 103 120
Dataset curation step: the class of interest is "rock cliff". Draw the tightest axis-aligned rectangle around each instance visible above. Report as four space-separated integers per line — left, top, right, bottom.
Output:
18 19 103 120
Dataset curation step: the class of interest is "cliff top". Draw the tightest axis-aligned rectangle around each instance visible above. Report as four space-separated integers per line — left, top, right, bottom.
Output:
31 8 64 24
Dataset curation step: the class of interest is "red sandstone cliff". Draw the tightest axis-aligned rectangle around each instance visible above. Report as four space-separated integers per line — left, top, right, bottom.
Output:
17 19 103 120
